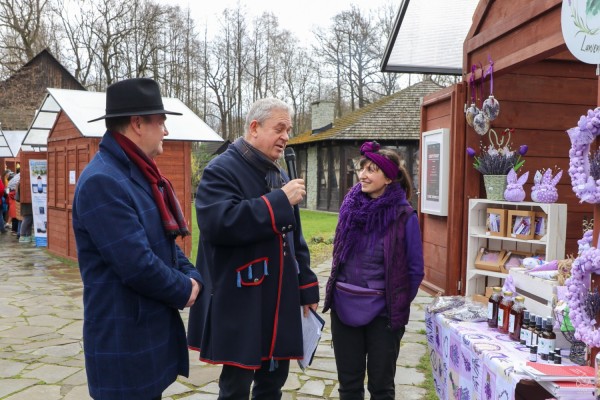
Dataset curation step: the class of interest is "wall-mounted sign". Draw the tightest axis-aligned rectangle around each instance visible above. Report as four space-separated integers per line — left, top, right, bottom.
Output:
562 0 600 64
420 128 450 216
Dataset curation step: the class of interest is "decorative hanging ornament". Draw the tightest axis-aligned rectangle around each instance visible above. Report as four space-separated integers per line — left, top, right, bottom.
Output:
473 112 490 136
482 57 500 121
465 64 480 128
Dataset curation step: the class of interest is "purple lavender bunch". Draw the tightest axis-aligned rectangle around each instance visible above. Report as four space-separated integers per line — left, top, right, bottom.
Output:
584 287 600 320
589 148 600 180
450 344 459 367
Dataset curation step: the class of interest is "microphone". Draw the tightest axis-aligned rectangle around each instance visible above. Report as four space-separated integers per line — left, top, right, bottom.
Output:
284 147 297 180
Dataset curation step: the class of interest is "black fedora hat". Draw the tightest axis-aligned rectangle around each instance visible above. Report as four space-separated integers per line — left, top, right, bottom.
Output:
88 78 182 122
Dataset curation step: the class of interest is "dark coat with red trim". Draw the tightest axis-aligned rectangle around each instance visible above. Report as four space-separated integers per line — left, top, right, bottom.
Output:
187 144 320 369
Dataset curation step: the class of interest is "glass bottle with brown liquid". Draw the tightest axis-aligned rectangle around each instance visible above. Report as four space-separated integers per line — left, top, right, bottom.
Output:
509 296 526 341
498 291 513 333
487 287 503 328
519 310 530 344
532 315 543 348
539 317 556 361
527 313 537 346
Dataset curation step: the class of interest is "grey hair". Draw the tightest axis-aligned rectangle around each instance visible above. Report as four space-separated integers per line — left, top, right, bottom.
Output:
244 98 293 134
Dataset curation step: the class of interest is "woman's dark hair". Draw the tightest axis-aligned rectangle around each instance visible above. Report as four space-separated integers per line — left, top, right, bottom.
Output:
359 148 413 200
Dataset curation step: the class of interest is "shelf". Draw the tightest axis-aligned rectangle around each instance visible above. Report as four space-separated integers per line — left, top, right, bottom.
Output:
468 232 546 245
467 269 506 280
464 199 567 297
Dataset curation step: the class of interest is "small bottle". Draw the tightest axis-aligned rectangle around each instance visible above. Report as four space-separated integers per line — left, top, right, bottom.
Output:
487 287 503 328
520 311 530 345
529 345 537 362
498 291 513 333
554 354 562 364
509 296 526 341
536 318 546 358
539 317 556 361
526 313 537 346
532 315 543 347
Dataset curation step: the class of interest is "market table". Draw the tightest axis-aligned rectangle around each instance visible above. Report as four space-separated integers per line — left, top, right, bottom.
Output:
425 308 574 400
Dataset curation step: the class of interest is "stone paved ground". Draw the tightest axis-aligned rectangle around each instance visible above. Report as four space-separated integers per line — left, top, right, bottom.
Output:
0 232 431 399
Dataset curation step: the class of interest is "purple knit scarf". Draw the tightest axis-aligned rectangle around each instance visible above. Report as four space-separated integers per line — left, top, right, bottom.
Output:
333 182 407 266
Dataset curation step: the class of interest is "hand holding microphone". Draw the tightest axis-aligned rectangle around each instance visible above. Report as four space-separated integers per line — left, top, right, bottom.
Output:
283 147 305 206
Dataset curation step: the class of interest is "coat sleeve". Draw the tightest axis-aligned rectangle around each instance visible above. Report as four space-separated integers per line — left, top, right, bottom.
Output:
74 172 193 310
196 161 296 246
405 213 425 301
175 245 204 284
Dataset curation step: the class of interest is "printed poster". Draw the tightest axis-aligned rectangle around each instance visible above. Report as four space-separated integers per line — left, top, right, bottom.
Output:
29 159 47 247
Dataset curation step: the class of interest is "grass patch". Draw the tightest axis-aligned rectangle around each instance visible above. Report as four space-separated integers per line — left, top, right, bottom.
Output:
417 343 437 400
190 206 338 266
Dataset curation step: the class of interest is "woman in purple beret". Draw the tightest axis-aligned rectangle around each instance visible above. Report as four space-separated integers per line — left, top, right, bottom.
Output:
323 141 424 399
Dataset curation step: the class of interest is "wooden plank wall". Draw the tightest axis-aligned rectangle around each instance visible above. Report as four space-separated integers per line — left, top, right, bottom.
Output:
46 112 193 261
464 59 596 258
420 85 465 295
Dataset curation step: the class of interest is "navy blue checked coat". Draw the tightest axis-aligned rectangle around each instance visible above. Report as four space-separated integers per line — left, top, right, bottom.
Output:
187 144 320 369
72 132 203 400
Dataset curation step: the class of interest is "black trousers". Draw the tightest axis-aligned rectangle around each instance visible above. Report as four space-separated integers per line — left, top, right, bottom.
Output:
331 310 405 400
218 359 290 400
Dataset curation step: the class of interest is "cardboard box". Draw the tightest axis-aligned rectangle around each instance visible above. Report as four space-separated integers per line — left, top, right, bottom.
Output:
474 247 507 273
486 208 507 237
508 210 535 240
501 250 532 271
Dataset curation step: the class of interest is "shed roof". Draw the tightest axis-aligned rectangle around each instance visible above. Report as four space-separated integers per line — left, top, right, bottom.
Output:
380 0 478 74
288 79 442 145
0 129 27 157
22 88 223 148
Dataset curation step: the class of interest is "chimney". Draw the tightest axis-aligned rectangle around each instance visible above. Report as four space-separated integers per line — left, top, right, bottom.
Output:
311 101 335 134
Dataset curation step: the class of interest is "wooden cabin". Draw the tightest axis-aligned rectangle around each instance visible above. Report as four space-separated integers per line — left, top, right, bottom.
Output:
28 88 222 260
387 0 595 295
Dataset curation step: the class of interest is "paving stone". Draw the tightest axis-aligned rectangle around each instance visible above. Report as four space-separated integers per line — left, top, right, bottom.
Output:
397 342 427 367
0 379 40 398
62 385 92 400
178 394 219 400
62 369 88 386
282 372 301 390
3 384 62 400
394 385 427 400
27 314 72 329
298 380 326 397
394 366 425 385
0 304 22 318
198 382 220 394
21 364 80 383
0 359 28 377
31 342 82 357
0 325 55 338
164 380 194 396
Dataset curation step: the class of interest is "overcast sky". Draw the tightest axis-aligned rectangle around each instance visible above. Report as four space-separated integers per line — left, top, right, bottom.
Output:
160 0 396 46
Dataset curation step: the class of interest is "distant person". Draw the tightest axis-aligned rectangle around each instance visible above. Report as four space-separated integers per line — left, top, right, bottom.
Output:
187 98 320 399
0 173 7 234
72 78 203 400
323 141 424 400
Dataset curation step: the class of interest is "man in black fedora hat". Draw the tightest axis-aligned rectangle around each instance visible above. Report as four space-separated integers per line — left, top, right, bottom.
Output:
73 77 203 400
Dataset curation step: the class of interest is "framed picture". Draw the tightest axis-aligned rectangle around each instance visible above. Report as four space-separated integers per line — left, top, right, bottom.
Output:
474 247 506 272
486 208 507 237
420 128 450 216
507 210 535 240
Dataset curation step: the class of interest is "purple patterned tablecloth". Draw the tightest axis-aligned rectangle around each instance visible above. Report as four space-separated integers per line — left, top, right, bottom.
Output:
426 310 533 400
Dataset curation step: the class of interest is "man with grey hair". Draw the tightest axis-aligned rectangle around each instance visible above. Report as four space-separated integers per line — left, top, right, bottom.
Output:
188 98 320 399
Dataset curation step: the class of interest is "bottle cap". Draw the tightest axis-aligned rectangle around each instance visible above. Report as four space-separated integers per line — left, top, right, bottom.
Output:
541 319 547 329
524 310 530 319
546 317 553 327
493 287 502 292
520 339 526 345
515 295 525 302
530 345 537 353
554 348 561 355
504 291 513 296
536 316 542 325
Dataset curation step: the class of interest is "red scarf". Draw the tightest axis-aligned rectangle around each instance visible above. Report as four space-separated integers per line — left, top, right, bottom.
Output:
111 131 190 238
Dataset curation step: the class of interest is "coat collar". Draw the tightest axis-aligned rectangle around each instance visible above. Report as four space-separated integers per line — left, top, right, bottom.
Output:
99 132 154 199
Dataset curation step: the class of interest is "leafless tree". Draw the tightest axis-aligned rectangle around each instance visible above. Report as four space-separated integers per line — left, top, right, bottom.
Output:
0 0 51 75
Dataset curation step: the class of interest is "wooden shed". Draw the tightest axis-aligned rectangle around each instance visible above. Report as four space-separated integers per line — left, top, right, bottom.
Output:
387 0 596 295
28 88 222 261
